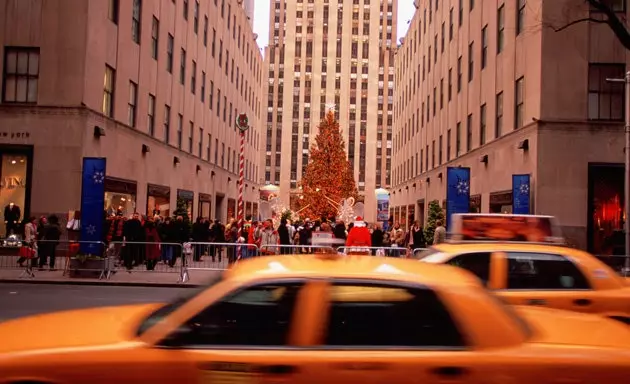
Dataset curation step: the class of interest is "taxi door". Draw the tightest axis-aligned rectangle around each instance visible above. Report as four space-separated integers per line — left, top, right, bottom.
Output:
304 279 487 384
159 279 327 384
493 251 602 314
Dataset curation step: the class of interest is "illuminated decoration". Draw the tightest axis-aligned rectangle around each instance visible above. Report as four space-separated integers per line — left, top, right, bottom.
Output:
338 197 356 224
298 111 359 219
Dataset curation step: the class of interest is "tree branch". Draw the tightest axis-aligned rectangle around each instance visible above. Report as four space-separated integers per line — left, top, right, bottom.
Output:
550 17 608 32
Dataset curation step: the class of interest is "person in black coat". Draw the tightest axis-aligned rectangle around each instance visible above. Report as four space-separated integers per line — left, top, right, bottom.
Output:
278 218 291 254
122 212 145 270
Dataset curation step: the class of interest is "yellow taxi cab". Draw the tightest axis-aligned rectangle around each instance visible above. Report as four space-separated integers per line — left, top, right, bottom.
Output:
2 254 630 383
418 213 630 323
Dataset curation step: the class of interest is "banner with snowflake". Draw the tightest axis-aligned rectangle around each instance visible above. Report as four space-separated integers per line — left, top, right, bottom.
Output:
80 157 106 255
446 167 470 230
512 174 530 214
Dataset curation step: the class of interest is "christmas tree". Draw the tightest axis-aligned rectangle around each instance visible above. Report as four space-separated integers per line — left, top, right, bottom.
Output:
173 198 191 221
298 110 358 219
424 200 445 245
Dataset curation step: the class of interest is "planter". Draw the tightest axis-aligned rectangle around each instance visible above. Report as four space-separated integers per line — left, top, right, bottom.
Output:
68 258 106 278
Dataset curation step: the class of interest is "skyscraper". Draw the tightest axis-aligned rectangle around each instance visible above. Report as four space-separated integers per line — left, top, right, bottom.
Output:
264 0 397 221
243 0 255 27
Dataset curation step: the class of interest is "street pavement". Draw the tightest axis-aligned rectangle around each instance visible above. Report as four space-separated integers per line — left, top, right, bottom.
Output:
0 283 190 322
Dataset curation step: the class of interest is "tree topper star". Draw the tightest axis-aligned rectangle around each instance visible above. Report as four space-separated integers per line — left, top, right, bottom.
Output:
324 103 337 112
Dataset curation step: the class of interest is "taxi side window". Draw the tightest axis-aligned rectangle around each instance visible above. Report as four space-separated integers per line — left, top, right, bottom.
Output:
180 282 303 347
446 252 491 286
324 283 466 349
506 252 590 290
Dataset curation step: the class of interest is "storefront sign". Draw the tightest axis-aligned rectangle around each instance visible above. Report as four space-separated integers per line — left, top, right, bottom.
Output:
80 157 106 255
0 177 26 189
512 174 531 214
0 131 30 139
446 167 471 230
177 189 194 200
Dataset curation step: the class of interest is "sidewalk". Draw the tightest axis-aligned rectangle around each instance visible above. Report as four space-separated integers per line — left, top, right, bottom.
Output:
0 267 221 288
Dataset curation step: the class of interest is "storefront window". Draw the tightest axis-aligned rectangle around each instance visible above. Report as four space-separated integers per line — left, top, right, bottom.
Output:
104 177 137 217
199 193 212 220
252 202 259 221
589 164 624 255
227 198 236 221
489 191 512 214
177 189 193 221
470 194 481 213
147 184 171 218
245 201 252 218
0 153 29 237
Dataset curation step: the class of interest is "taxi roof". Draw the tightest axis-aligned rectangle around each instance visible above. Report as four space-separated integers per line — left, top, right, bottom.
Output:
223 254 482 288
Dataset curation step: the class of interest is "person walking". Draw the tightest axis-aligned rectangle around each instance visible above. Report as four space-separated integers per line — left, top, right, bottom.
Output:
433 220 446 245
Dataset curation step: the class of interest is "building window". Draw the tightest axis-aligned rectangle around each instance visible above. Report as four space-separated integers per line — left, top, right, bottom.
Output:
207 133 211 160
177 114 183 149
108 0 119 24
458 0 463 26
515 77 525 129
448 68 452 101
456 122 461 155
457 56 462 92
2 47 40 104
215 138 219 164
180 48 186 85
164 105 171 144
497 5 505 54
132 0 142 44
127 81 138 127
194 0 199 34
481 25 488 69
151 17 159 60
209 81 214 109
203 16 208 46
102 65 115 117
189 121 194 153
449 7 454 40
495 91 503 138
148 94 156 136
191 60 197 94
480 103 486 145
201 71 206 102
447 128 451 160
466 114 473 151
166 34 174 73
198 127 203 157
588 64 625 121
516 0 525 35
183 0 189 20
468 42 474 82
438 135 443 164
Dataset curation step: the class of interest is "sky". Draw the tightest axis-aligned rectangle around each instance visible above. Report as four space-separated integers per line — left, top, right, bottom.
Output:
252 0 417 51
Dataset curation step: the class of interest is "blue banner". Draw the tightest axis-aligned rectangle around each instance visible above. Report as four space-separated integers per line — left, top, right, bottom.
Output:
446 167 471 230
80 157 106 255
512 174 531 214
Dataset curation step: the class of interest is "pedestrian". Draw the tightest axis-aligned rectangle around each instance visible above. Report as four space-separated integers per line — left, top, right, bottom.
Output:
433 220 446 245
143 217 161 271
39 215 61 270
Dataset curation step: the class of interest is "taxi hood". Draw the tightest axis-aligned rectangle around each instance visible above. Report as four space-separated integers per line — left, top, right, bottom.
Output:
515 306 630 349
0 303 162 355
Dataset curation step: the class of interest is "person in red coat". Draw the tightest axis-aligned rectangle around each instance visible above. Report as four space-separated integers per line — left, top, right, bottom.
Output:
144 218 161 271
345 216 372 248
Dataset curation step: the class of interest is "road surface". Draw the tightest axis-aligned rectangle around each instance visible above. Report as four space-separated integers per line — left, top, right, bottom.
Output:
0 283 190 322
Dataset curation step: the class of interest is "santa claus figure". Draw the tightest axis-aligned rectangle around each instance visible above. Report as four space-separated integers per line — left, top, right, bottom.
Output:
345 216 372 248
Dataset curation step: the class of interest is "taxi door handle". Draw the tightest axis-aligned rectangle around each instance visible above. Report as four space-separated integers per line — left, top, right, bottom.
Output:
526 298 547 306
430 366 468 377
261 364 298 375
573 298 592 306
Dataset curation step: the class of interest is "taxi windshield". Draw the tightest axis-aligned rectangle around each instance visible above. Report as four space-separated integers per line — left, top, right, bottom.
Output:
135 273 224 336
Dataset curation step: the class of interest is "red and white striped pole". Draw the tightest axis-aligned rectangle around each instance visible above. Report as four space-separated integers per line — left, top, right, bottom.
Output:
235 113 249 262
238 131 245 224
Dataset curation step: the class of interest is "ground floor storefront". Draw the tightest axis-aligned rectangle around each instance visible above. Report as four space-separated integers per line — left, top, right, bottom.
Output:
0 106 260 230
389 121 625 254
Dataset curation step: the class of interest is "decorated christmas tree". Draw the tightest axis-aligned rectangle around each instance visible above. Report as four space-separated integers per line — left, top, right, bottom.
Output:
424 200 445 245
173 198 192 222
298 110 358 219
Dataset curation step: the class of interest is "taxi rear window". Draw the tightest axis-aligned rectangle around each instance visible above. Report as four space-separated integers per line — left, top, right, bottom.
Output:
331 286 413 302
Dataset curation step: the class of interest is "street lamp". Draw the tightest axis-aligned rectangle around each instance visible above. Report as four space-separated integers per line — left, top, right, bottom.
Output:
606 71 630 274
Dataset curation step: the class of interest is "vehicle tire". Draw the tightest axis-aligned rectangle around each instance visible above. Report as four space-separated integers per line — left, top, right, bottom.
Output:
609 316 630 325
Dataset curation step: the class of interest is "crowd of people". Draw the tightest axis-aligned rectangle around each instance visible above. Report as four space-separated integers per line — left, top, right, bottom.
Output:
15 210 448 272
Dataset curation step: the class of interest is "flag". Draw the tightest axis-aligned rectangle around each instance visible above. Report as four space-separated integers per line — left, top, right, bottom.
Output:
512 174 531 214
446 167 471 230
80 157 106 255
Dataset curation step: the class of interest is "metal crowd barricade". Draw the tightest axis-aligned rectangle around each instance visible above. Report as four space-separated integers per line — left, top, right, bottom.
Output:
0 239 107 279
337 246 415 258
412 248 430 259
183 242 260 283
259 244 339 255
106 241 185 282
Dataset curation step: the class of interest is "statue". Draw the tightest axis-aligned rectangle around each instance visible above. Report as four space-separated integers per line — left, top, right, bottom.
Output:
338 197 356 224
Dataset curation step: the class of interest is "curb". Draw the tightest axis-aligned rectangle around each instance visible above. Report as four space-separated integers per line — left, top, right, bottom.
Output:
0 279 201 288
